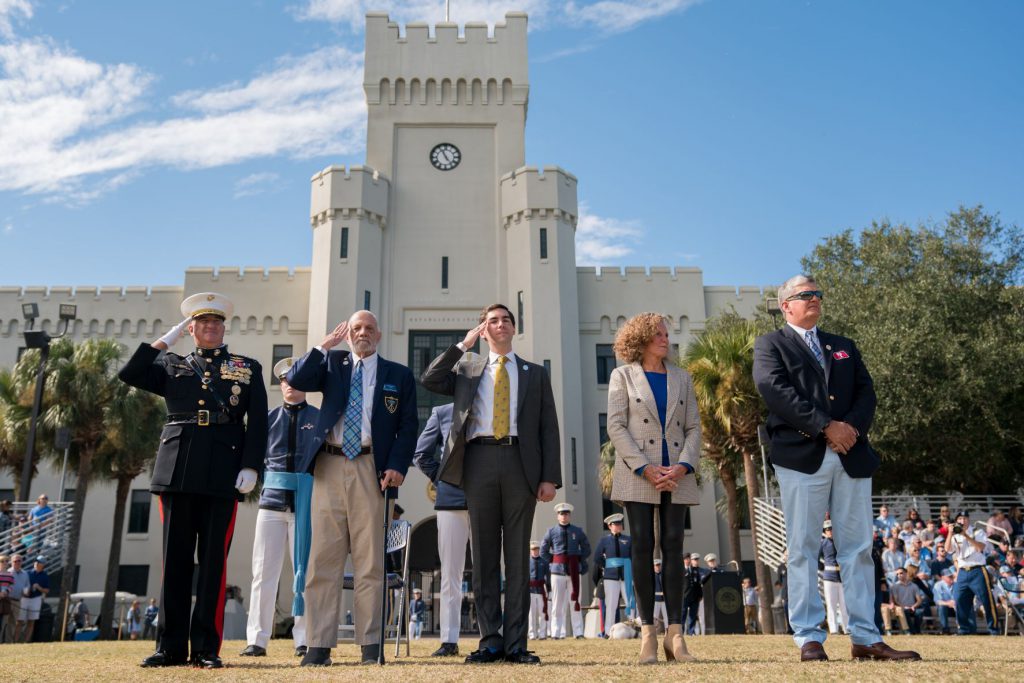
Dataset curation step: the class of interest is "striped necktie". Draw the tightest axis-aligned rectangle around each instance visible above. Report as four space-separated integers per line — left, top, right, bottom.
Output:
342 360 363 459
492 355 510 439
804 330 825 368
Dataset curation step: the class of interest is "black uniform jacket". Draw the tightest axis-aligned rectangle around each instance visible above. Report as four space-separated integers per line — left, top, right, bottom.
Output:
119 343 268 499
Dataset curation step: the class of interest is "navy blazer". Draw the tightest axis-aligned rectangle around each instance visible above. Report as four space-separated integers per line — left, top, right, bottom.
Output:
412 403 467 510
753 325 879 478
285 347 419 491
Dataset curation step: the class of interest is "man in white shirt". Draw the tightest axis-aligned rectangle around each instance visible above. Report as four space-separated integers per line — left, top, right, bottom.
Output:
945 511 997 635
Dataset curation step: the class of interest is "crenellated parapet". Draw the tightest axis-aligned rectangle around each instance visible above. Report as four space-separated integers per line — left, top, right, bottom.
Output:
310 165 389 228
500 165 578 227
364 12 528 107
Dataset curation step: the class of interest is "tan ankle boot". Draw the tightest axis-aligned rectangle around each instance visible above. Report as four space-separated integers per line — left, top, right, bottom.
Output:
639 624 659 664
664 623 695 662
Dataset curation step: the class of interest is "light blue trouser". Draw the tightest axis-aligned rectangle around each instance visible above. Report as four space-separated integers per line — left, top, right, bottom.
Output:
775 449 881 647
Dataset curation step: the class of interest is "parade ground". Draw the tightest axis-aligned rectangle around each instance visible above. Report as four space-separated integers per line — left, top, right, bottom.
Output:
0 635 1016 682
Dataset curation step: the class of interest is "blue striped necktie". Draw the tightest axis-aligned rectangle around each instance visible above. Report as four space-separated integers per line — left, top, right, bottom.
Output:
342 360 363 459
804 330 825 368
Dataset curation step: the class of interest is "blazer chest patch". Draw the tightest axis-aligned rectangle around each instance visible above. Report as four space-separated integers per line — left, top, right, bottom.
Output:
384 396 399 414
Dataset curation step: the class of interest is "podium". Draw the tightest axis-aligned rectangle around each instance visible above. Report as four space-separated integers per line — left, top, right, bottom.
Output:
703 571 744 635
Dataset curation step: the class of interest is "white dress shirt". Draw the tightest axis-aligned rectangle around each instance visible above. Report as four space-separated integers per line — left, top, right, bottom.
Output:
457 345 519 440
318 348 377 448
951 528 988 568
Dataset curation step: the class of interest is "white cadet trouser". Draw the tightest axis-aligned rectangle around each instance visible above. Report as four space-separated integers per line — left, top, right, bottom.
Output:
654 600 668 627
437 509 471 644
697 599 705 634
246 508 306 648
529 593 547 639
549 574 584 638
823 579 849 634
603 579 625 635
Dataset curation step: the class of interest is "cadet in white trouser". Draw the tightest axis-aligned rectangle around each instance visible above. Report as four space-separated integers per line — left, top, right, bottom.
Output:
541 503 591 639
246 509 306 649
549 574 583 638
528 541 550 639
437 509 471 644
653 559 668 627
820 522 848 634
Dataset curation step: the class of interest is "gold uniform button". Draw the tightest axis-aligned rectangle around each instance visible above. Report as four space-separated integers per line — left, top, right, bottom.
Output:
198 400 205 406
829 395 835 400
204 372 211 377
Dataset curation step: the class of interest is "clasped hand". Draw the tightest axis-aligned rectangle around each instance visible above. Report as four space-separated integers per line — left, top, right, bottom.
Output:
824 420 859 454
644 464 687 492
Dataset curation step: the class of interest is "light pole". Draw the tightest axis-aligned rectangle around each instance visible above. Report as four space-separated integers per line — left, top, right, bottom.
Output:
765 296 781 327
18 303 77 502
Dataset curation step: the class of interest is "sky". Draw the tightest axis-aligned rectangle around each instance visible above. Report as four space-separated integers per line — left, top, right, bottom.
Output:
1 0 1021 289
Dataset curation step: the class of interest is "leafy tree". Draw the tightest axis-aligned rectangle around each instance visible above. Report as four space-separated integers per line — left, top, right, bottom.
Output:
0 368 34 491
802 206 1024 493
684 312 775 633
95 383 163 639
598 440 616 499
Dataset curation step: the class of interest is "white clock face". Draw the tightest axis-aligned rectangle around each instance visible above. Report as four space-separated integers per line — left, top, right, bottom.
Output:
430 143 461 171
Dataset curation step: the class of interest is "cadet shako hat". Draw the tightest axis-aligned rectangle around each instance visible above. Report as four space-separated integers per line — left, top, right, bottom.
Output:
530 540 540 549
555 502 574 514
273 357 296 381
181 292 234 320
604 513 624 526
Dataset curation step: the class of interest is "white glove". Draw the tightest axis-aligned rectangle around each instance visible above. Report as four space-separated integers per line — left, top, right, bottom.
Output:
235 468 258 494
158 317 192 347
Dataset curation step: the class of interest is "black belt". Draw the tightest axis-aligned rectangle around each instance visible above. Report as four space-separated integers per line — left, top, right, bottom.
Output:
166 410 239 426
469 435 519 446
258 504 292 512
320 442 372 456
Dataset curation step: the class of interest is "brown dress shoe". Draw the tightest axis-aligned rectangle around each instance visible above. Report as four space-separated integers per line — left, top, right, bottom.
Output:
800 641 829 661
851 642 922 661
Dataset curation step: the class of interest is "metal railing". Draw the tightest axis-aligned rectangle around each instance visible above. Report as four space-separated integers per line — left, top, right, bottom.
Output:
0 502 75 575
752 493 1024 571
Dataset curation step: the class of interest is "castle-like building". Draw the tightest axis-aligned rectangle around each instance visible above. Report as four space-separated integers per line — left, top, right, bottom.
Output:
0 13 763 628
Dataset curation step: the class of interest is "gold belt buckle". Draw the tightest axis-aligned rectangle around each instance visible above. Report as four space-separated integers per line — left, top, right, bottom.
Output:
197 409 210 427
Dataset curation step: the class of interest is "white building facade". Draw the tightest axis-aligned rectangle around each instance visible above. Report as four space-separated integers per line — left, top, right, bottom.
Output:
0 12 764 626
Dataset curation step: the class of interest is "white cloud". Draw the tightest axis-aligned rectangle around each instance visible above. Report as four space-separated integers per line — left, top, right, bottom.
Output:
564 0 702 33
0 40 366 199
575 201 643 265
233 172 282 199
0 0 32 38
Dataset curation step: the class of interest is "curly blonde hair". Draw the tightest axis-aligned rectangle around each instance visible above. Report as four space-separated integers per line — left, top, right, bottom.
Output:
613 312 668 363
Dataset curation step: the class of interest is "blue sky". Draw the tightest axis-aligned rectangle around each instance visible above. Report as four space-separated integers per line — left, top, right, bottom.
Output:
1 0 1021 289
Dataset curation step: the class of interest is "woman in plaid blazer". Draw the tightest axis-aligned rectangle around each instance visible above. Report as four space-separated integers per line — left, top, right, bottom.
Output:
607 312 701 665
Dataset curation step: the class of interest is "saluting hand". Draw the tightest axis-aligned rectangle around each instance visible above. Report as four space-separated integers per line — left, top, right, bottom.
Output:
153 317 191 351
321 321 349 351
461 322 487 350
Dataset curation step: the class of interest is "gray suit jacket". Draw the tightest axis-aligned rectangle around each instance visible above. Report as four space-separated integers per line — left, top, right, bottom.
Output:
420 344 562 492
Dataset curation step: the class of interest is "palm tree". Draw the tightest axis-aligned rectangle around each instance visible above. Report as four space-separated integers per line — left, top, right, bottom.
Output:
598 440 616 498
95 383 163 639
684 312 775 634
33 337 126 637
0 368 33 491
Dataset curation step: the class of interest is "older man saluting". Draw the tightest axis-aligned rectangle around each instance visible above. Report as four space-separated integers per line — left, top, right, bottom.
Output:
286 310 418 666
753 275 919 662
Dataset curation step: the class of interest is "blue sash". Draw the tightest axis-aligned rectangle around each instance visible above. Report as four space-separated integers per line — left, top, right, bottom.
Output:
263 471 314 616
605 557 635 613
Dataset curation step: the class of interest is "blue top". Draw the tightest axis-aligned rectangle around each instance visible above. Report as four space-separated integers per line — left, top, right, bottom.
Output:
644 371 670 467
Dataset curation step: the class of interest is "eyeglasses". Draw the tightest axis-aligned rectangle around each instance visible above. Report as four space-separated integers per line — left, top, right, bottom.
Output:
785 290 824 302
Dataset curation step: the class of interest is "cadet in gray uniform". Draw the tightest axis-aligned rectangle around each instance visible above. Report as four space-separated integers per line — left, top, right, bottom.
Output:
541 503 591 638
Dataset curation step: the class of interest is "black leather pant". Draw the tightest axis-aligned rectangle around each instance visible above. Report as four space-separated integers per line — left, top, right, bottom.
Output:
625 493 687 625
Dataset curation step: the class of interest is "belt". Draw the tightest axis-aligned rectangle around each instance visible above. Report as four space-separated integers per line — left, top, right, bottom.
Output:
259 504 291 512
824 565 840 572
469 435 519 446
960 565 983 571
320 442 372 456
166 410 239 426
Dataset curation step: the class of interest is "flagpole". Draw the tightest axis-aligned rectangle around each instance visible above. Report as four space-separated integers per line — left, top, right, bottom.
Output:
445 0 450 21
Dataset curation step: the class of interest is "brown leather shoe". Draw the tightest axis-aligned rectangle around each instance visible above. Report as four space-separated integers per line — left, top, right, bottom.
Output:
851 641 922 661
800 641 828 661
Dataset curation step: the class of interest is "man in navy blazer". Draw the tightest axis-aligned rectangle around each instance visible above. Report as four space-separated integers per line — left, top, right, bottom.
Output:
285 310 418 666
753 275 919 663
412 403 470 657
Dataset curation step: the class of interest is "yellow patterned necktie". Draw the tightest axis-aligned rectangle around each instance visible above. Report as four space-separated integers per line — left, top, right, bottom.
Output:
493 355 510 439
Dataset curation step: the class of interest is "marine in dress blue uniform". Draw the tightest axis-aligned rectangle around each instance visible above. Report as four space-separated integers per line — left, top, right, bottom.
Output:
541 503 591 638
592 513 632 637
119 293 267 669
241 358 319 658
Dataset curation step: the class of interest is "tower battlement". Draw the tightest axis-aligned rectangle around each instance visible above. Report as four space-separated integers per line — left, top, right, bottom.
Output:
500 165 578 225
364 12 528 106
309 165 389 227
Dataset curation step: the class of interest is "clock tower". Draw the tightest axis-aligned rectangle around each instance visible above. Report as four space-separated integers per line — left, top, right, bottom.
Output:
307 11 589 530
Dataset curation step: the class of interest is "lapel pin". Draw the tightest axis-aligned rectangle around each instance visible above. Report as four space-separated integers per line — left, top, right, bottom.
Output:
825 344 832 351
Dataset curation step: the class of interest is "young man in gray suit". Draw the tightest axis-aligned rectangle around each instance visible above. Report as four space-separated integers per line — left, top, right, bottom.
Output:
421 303 561 665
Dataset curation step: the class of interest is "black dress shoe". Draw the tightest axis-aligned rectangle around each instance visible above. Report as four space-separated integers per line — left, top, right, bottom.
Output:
361 644 384 664
140 650 188 668
465 648 505 664
191 652 224 669
431 642 460 657
239 644 266 657
295 645 308 657
300 647 332 667
505 649 541 664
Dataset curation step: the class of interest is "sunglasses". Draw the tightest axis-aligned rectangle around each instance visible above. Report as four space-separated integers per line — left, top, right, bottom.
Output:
785 290 824 302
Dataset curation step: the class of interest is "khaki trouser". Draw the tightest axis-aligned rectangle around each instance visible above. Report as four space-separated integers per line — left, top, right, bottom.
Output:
880 604 910 633
305 451 385 648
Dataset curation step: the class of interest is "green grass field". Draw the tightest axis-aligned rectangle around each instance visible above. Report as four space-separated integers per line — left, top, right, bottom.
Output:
0 635 1016 682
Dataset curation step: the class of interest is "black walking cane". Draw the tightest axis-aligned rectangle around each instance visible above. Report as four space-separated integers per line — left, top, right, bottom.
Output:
378 476 390 666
